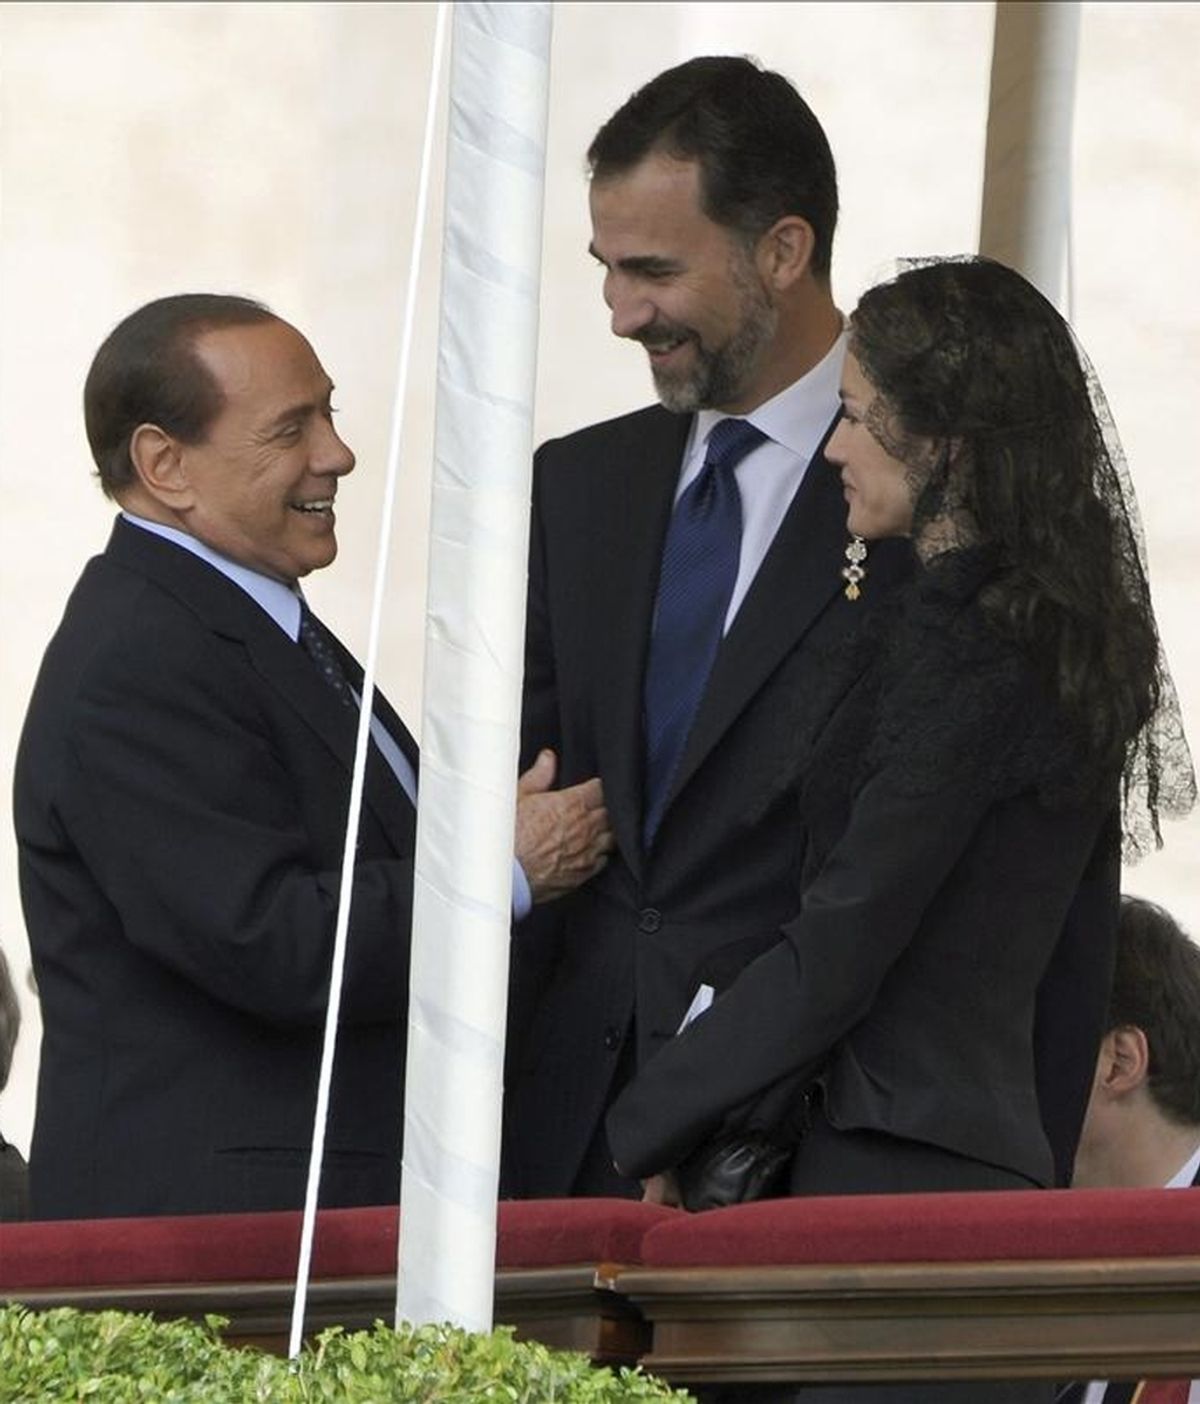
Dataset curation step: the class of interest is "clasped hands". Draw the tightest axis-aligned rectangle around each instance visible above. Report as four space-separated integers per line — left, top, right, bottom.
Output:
515 749 615 904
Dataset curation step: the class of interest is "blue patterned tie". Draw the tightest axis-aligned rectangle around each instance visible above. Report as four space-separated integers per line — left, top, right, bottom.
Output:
299 602 356 709
642 417 767 843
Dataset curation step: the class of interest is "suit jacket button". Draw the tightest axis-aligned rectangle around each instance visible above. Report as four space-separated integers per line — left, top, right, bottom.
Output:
603 1025 622 1051
638 907 662 934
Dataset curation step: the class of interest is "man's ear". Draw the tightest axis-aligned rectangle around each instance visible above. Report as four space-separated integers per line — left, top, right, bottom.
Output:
755 215 816 291
1098 1025 1152 1099
128 424 192 509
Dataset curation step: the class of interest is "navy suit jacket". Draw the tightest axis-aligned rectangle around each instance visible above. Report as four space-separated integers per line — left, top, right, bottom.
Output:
14 518 418 1217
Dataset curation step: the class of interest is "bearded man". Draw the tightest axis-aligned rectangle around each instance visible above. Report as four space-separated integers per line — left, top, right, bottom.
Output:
502 56 914 1198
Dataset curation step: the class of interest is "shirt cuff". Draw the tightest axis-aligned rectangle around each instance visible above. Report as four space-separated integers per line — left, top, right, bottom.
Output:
511 859 533 922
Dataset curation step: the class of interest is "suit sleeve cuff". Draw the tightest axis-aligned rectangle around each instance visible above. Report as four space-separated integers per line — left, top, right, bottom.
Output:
511 860 533 922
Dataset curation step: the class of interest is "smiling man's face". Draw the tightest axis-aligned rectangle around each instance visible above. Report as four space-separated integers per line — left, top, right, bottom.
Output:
174 318 356 583
588 153 779 414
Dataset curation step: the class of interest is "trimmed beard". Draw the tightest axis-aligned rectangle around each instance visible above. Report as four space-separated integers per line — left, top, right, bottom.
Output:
648 261 778 413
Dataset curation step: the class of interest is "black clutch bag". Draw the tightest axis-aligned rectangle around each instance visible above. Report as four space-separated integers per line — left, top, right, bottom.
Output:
674 1064 820 1212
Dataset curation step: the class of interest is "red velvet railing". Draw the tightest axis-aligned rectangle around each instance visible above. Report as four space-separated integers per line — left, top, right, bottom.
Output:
3 1190 1199 1384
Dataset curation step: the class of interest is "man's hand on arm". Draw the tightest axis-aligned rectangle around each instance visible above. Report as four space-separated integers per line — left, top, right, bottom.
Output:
515 749 614 904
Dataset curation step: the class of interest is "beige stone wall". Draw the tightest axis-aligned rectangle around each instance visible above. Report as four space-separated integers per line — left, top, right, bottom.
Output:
1 2 1196 1157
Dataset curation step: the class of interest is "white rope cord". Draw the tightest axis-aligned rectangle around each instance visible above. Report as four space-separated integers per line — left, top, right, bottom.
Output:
287 0 451 1360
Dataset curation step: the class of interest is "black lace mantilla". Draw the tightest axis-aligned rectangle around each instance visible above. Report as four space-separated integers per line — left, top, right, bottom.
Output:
885 547 1098 804
849 255 1195 861
805 547 1102 824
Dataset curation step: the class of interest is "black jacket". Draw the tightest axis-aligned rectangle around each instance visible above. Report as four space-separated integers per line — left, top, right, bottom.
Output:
14 518 417 1217
607 549 1119 1189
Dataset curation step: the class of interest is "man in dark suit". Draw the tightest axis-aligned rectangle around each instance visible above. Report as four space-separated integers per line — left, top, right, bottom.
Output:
502 57 913 1199
14 294 611 1219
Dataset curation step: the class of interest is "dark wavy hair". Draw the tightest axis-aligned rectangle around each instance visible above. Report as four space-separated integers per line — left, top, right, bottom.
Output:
848 257 1159 785
1108 896 1200 1126
84 293 275 499
587 56 837 280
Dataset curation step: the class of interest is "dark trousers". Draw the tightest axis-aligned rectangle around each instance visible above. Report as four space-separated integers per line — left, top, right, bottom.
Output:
572 1029 641 1198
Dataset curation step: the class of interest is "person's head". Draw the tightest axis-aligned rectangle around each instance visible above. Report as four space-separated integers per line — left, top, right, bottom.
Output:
1105 896 1200 1128
1073 898 1200 1187
0 947 19 1093
827 257 1100 550
586 56 840 414
85 295 355 584
826 256 1159 781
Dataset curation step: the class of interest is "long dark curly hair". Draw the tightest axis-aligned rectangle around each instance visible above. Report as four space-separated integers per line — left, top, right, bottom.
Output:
848 257 1159 791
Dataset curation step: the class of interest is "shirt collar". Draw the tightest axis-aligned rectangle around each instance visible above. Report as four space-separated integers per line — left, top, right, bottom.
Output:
1166 1139 1200 1189
692 328 847 456
121 511 303 640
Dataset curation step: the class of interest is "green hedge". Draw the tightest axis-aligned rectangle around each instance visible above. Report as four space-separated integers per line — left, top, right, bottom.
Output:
0 1305 693 1402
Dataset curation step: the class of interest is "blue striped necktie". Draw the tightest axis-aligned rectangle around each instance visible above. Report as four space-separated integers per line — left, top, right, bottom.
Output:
642 417 767 844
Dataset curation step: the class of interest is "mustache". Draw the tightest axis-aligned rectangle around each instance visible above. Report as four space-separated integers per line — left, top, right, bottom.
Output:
633 320 698 352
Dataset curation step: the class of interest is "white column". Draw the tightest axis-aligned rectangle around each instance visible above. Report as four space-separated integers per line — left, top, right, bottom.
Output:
395 0 552 1333
979 0 1081 311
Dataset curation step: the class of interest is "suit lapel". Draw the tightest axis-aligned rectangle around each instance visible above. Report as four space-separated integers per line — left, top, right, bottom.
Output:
106 519 416 850
665 429 850 812
323 633 422 841
588 410 691 874
242 621 418 846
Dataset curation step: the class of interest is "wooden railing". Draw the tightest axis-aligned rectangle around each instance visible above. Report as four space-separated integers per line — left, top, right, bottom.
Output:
3 1190 1199 1386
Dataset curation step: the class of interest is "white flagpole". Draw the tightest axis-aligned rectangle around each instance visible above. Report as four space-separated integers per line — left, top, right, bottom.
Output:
395 1 552 1332
979 0 1081 313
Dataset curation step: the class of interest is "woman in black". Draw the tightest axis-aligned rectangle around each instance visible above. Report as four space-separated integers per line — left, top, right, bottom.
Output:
606 258 1193 1404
